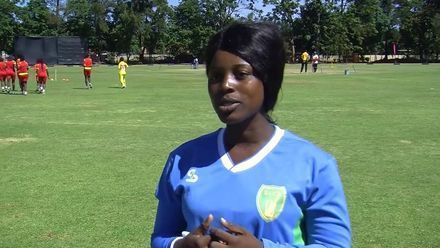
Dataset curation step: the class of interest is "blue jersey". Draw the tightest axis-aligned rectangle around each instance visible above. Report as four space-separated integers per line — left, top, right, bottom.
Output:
151 126 351 248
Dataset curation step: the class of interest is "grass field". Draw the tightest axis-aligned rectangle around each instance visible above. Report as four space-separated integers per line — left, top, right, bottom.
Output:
1 63 439 247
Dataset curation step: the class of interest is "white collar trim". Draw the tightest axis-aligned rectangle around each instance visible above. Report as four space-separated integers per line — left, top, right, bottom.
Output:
217 125 285 173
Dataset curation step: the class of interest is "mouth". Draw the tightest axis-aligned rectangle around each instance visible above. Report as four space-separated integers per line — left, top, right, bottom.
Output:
218 98 240 113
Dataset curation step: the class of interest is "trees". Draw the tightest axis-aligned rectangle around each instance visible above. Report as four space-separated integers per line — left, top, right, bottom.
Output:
263 0 300 62
394 0 439 61
108 0 138 59
3 0 439 62
433 13 440 59
167 0 205 61
136 0 172 62
166 0 246 62
64 0 93 37
0 0 19 51
17 0 59 36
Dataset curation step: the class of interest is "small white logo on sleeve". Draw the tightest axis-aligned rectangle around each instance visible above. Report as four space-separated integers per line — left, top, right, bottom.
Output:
185 169 198 183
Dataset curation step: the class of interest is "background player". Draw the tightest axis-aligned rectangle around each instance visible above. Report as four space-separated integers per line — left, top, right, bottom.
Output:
17 55 29 95
118 57 128 88
83 54 93 89
300 49 310 73
34 61 41 92
36 59 49 94
312 52 320 73
5 56 17 91
0 58 6 93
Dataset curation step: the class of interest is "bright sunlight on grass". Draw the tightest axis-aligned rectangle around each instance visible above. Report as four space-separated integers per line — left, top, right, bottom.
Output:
1 63 439 247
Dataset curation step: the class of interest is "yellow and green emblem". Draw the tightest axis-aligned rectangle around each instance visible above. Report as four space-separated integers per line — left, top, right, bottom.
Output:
256 184 287 222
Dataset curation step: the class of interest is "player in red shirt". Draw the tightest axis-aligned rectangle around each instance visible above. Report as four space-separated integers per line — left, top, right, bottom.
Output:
17 55 30 95
83 54 93 89
16 56 21 86
36 58 49 94
5 56 17 91
34 62 41 92
0 58 6 93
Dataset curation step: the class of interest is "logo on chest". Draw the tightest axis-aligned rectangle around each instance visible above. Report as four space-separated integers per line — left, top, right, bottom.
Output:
256 184 287 222
185 168 199 183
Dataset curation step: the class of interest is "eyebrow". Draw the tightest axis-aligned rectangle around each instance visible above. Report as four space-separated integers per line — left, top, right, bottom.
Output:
210 63 252 71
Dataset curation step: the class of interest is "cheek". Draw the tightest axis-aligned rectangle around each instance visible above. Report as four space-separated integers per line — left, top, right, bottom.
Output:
207 84 215 99
208 84 219 107
253 82 265 109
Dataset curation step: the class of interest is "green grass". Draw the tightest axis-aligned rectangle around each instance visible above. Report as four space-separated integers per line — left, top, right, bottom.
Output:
1 63 439 247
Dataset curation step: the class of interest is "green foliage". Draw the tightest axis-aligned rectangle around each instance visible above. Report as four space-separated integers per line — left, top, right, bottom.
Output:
18 0 59 36
262 0 299 60
109 0 138 55
322 12 352 56
0 0 19 50
166 0 203 59
432 13 440 57
166 0 243 61
88 0 110 53
4 0 440 61
63 0 92 36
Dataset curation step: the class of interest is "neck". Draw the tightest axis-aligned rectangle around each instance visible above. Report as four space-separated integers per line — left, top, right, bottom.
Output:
224 114 274 150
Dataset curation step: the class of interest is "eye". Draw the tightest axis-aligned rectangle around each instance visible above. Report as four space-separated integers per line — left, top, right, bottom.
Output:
208 71 223 84
234 70 252 80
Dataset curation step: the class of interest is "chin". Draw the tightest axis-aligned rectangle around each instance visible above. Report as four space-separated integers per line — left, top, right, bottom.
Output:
219 114 251 126
217 113 240 125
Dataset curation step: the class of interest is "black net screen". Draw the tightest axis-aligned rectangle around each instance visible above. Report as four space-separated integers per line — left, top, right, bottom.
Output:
14 36 87 65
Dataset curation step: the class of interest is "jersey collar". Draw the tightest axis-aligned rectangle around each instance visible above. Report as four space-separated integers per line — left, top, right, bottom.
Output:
217 125 285 173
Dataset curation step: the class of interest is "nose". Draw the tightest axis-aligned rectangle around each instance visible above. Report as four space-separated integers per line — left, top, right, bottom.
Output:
220 73 236 91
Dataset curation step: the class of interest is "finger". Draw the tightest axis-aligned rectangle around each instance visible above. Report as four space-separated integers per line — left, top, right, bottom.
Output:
210 227 235 243
202 214 214 231
209 241 228 248
196 234 212 247
220 217 244 235
182 233 211 248
193 214 214 235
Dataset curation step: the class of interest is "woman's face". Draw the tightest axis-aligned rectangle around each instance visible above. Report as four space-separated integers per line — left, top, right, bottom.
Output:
208 50 265 125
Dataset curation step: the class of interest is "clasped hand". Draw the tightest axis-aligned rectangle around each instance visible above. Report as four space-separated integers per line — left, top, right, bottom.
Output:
174 214 262 248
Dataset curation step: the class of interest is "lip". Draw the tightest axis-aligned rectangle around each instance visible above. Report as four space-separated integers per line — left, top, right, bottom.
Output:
218 102 240 112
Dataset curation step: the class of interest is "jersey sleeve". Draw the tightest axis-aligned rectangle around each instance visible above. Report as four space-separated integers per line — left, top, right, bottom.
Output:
304 156 351 247
151 153 187 248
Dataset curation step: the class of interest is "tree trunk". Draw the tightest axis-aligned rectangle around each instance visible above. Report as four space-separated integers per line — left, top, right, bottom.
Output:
384 40 388 60
291 41 295 63
139 47 146 63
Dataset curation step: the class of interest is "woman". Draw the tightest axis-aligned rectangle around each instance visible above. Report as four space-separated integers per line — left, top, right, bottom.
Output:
0 58 6 93
151 22 351 248
17 55 29 95
36 58 49 94
83 54 93 89
117 57 128 88
5 56 17 91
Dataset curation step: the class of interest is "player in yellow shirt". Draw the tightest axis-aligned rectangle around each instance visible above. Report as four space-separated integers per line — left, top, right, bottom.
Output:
117 57 128 88
300 50 310 73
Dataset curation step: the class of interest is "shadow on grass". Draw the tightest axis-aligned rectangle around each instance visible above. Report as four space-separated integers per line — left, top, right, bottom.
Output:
1 90 45 96
72 87 91 90
108 86 123 89
1 91 23 96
